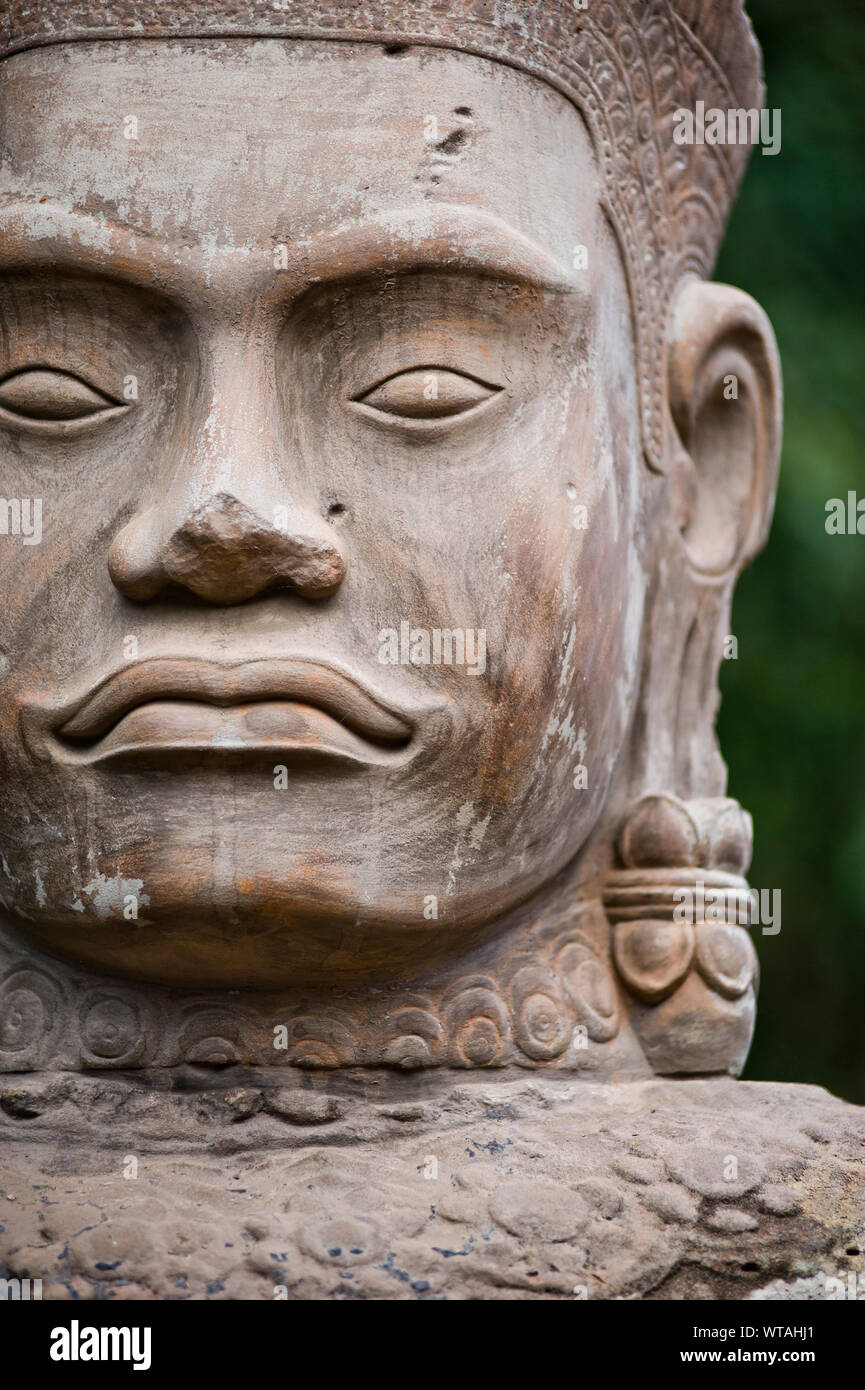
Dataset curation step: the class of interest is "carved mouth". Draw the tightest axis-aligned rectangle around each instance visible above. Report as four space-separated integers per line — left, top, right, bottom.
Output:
50 658 414 767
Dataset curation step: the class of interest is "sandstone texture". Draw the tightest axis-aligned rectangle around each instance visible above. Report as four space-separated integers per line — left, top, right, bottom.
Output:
1 1075 862 1300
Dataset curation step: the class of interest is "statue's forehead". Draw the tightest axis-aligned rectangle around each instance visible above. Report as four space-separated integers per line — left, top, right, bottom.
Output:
0 39 597 273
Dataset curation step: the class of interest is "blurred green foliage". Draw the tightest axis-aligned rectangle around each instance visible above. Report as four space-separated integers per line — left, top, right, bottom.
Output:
715 0 865 1099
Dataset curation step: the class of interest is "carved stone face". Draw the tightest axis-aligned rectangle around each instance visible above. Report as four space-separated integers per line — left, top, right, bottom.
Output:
0 39 649 988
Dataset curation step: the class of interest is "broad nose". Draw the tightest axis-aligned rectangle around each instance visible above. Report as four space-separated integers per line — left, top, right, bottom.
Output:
109 490 346 603
108 341 346 605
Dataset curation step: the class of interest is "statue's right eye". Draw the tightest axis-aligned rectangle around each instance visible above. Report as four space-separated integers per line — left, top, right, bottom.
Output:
0 368 122 423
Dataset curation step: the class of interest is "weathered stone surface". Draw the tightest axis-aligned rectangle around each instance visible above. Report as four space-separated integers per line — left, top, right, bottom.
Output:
0 1 831 1307
1 1077 862 1300
0 3 779 1087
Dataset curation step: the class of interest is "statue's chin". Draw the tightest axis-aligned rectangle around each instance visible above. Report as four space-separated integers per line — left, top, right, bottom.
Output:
0 803 599 989
2 880 543 992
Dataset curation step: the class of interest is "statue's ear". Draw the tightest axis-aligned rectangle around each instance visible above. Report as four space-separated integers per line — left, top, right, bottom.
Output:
667 280 782 575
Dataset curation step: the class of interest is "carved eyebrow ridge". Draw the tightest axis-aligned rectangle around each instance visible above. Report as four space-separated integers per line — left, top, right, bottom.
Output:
0 198 579 303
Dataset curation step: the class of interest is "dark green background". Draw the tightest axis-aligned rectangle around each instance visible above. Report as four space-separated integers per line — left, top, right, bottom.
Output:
715 0 865 1101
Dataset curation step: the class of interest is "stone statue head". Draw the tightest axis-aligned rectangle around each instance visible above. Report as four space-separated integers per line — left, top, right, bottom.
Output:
0 2 781 1078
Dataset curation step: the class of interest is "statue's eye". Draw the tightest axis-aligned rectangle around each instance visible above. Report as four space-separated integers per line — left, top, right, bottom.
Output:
356 367 499 420
0 368 122 423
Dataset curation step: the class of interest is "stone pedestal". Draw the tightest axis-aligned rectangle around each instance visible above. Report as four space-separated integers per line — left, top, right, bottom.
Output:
2 1074 863 1300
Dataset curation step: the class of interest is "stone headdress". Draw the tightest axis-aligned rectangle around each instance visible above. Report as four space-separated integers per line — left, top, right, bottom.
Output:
1 1 763 471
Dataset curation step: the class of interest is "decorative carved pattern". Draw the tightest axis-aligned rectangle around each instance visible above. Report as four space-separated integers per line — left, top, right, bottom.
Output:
0 0 763 472
605 794 759 1074
0 921 620 1074
0 967 64 1067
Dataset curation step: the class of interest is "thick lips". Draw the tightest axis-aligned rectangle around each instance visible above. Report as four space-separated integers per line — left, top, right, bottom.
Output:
54 658 413 766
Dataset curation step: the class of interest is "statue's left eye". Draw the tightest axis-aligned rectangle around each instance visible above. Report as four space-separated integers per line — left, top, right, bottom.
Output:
356 367 499 420
0 368 122 422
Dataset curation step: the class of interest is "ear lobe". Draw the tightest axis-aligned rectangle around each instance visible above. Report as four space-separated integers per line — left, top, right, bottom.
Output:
668 280 782 576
